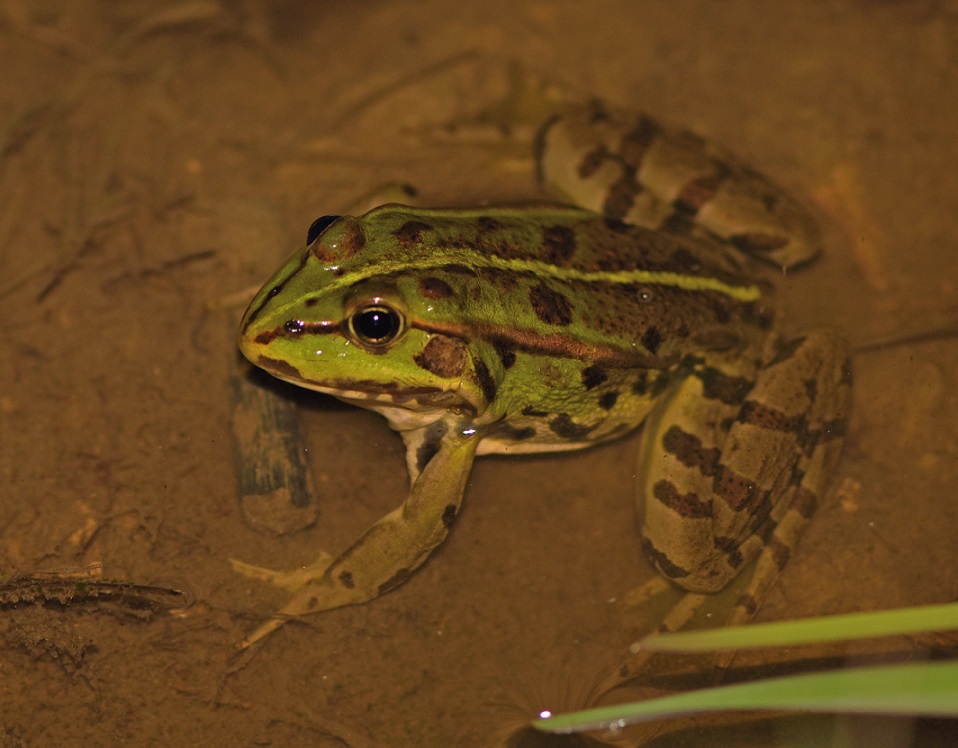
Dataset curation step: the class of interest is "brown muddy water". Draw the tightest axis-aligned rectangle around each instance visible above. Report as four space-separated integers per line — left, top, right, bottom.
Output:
1 2 957 746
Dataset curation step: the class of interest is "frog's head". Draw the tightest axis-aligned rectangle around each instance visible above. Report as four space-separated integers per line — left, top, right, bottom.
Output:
238 210 499 423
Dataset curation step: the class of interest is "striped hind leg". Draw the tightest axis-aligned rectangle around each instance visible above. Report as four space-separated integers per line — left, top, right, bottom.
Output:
613 330 851 685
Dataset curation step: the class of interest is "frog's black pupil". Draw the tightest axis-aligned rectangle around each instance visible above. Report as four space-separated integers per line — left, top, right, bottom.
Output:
306 215 341 245
284 319 305 335
353 306 399 344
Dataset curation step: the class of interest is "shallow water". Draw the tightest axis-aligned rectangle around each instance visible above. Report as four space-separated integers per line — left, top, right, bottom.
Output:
1 2 957 745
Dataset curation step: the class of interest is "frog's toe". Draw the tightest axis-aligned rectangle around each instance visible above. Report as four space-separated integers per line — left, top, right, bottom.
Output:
230 550 334 592
237 574 366 650
622 575 671 607
237 615 289 651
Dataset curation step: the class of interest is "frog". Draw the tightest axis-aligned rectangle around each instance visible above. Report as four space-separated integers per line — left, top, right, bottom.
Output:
235 99 851 652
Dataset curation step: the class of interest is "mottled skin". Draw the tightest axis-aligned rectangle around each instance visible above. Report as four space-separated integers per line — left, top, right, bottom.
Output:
235 102 851 651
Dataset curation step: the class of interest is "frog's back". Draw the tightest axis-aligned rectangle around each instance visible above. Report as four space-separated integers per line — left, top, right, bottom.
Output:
347 205 774 454
355 204 770 369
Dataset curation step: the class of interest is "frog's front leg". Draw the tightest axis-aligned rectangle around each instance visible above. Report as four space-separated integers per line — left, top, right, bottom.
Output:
235 419 480 649
621 331 850 676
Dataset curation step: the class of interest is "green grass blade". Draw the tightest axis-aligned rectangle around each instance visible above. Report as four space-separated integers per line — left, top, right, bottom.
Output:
635 601 958 653
534 660 958 734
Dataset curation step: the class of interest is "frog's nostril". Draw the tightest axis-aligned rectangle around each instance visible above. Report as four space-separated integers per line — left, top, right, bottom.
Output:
284 319 305 335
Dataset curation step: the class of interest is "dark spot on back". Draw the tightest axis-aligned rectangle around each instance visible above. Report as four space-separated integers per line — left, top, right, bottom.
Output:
477 215 502 233
669 248 703 274
441 504 458 530
394 220 432 247
529 282 573 326
581 364 608 390
708 299 731 324
641 326 663 355
542 224 577 265
338 570 355 589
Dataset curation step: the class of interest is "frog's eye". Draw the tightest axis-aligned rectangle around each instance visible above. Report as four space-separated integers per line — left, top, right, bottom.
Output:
306 215 341 245
347 302 405 349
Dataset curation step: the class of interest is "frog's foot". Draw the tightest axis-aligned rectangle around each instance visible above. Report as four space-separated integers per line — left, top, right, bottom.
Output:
417 63 576 179
602 591 711 691
232 428 481 651
230 552 336 650
621 576 671 608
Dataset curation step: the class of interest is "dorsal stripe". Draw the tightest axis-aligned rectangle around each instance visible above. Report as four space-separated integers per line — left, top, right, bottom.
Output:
320 254 761 302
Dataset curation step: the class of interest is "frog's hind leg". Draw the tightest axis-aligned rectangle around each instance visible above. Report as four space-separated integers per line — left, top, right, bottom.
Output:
711 370 850 670
721 330 852 623
535 100 823 270
616 331 851 684
618 436 841 684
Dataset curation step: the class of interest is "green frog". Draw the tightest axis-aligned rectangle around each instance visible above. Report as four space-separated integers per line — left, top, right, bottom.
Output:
236 100 851 650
